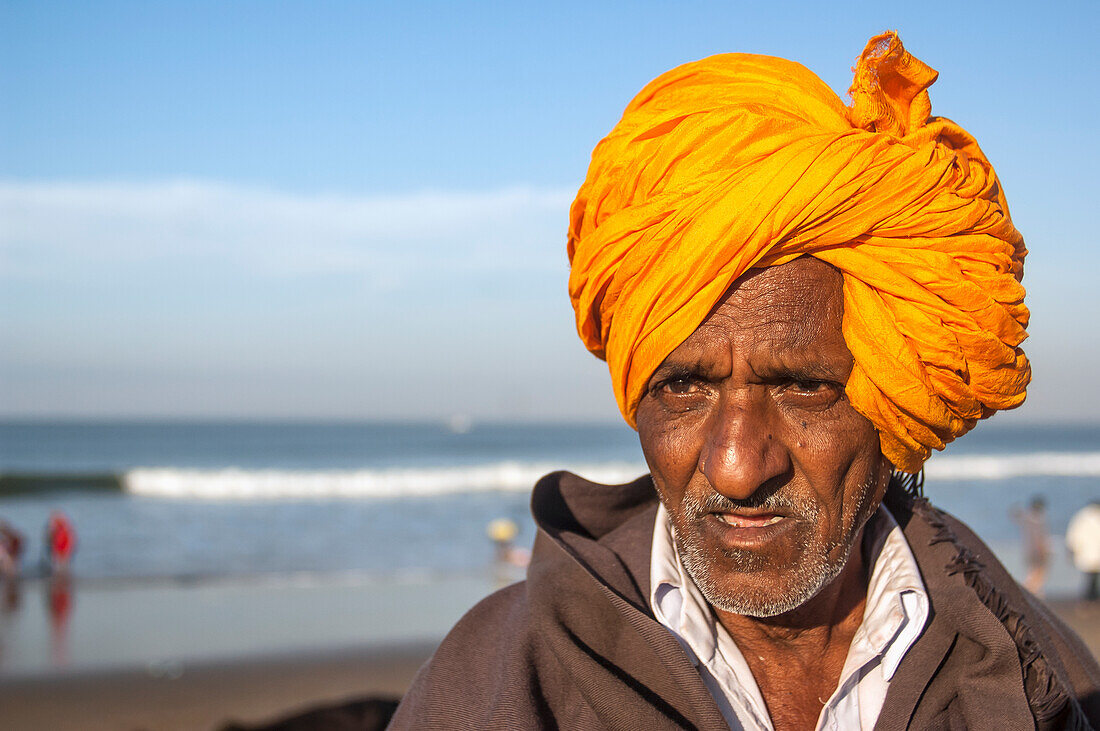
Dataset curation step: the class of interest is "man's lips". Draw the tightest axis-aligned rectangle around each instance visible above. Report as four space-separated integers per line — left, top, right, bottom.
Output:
715 512 784 528
705 510 795 548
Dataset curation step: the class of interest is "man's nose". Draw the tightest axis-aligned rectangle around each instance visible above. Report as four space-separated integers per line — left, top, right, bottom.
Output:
698 392 791 501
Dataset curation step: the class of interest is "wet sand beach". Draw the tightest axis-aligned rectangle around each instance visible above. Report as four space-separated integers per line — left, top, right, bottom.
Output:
0 577 1097 730
0 642 431 731
0 573 501 730
1048 598 1100 658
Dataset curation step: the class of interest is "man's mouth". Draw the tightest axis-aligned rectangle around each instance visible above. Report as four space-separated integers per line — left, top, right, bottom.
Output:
699 508 799 551
715 512 785 528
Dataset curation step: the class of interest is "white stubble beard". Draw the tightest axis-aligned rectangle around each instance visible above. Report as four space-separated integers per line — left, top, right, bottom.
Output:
671 471 881 618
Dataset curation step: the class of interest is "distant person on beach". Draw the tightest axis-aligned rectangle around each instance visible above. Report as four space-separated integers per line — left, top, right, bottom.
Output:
0 520 24 581
44 511 76 575
487 518 531 588
486 518 531 568
0 520 22 613
1067 501 1100 601
1012 496 1051 596
391 33 1100 729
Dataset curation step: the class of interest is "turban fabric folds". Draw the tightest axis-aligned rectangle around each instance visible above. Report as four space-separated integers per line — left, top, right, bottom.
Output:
567 32 1029 473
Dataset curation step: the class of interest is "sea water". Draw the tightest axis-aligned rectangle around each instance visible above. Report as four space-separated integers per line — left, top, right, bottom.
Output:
1 420 1098 594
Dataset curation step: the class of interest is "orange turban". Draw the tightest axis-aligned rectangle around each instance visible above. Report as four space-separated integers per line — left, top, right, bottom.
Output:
567 32 1029 473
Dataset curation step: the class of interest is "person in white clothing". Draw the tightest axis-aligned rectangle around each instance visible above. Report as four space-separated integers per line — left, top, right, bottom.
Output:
1066 501 1100 601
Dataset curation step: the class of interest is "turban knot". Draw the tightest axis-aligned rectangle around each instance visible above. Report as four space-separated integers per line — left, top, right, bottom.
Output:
567 32 1029 473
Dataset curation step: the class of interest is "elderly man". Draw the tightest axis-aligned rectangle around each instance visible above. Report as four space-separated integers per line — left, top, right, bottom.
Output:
390 33 1100 729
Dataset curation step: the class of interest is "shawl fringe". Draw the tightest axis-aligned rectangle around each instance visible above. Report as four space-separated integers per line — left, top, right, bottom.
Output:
911 498 1091 729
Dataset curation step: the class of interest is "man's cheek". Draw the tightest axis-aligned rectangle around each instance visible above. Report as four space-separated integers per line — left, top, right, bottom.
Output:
648 428 695 481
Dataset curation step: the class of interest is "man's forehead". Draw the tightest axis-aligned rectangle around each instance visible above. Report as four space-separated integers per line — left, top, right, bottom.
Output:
721 257 843 313
679 258 847 358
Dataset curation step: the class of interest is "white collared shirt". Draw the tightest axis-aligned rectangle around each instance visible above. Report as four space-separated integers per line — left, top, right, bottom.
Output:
649 503 929 731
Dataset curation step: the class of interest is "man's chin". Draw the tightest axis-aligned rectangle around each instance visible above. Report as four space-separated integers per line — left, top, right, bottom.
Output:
702 575 836 618
684 550 851 619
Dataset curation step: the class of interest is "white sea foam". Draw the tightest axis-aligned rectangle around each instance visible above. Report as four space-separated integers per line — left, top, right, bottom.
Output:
923 452 1100 480
124 461 649 500
122 451 1100 500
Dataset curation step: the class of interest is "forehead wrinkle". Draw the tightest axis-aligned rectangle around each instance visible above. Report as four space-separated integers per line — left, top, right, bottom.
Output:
705 288 839 349
673 260 849 379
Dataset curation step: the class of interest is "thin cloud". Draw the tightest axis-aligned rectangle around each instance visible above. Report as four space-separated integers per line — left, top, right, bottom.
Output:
0 180 575 281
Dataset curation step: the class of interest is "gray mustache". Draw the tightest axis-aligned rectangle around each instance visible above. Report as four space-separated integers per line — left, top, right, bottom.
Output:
683 488 817 519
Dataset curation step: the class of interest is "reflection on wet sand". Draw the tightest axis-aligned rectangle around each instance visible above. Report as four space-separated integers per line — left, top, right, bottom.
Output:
46 575 73 669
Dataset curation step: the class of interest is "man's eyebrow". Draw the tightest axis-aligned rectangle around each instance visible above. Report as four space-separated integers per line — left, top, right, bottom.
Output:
649 356 719 382
651 361 704 379
760 358 847 382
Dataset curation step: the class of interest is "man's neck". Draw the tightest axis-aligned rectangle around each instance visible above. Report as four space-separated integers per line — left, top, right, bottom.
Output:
712 526 871 728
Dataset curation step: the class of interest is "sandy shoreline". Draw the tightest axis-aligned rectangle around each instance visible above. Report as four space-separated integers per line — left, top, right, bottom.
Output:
1047 598 1100 657
1 580 1097 730
0 641 433 730
0 572 510 730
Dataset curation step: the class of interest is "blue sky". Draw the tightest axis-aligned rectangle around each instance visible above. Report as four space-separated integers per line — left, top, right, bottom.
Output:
2 1 1098 424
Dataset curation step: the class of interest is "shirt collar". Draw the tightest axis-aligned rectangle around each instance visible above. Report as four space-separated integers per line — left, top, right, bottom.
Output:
854 506 929 680
650 501 718 665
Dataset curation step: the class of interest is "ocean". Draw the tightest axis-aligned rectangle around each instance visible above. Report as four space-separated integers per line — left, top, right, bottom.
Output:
1 419 1099 595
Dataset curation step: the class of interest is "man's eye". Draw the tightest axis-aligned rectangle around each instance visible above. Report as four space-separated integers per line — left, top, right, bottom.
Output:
792 380 829 393
661 377 698 395
783 379 842 404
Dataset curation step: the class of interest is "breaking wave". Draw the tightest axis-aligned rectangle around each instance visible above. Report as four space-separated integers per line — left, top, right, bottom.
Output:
123 461 650 500
922 452 1100 481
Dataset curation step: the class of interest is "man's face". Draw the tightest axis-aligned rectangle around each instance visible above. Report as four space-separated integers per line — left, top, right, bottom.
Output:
636 257 891 618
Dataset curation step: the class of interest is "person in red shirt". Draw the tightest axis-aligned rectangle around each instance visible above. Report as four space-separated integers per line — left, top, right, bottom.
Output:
45 511 76 575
